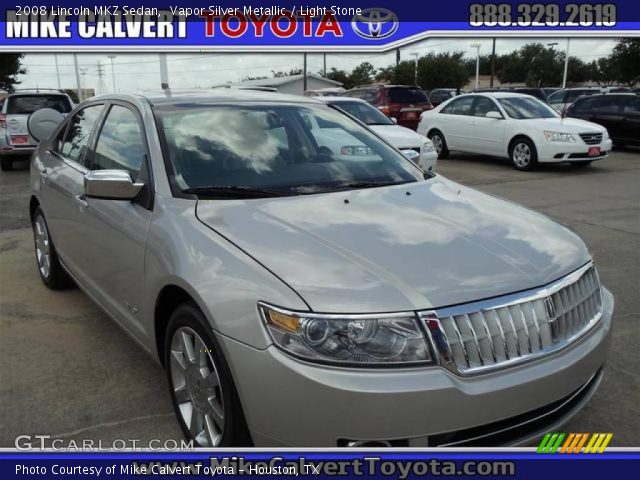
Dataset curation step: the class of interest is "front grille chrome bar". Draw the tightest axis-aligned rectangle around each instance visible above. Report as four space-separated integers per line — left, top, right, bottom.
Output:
419 262 603 376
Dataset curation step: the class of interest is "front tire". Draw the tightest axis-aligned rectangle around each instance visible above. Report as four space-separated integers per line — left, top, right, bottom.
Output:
0 157 13 171
32 207 73 289
509 138 538 171
165 302 250 447
428 130 449 159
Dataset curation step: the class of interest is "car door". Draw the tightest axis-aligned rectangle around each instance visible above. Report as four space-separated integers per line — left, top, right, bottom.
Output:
594 96 625 141
37 103 105 273
438 96 475 150
469 96 506 156
621 96 640 145
70 102 154 339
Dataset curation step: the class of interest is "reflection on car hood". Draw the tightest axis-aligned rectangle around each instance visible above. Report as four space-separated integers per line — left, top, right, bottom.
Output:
523 117 607 133
196 176 590 313
368 124 425 149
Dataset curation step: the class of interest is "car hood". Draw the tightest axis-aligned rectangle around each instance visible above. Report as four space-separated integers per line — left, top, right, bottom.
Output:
196 176 590 313
522 117 607 133
368 124 424 148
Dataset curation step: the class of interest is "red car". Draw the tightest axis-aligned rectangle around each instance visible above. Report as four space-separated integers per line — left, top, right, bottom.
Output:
341 84 433 130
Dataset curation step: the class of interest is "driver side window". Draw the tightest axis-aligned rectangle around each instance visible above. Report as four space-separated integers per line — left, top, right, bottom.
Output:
59 104 104 168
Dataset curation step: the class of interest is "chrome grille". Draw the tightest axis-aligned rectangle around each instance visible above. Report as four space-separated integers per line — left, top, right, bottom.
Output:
421 263 602 376
579 133 603 145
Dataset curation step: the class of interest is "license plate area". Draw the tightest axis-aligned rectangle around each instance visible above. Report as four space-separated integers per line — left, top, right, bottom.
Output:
588 146 601 157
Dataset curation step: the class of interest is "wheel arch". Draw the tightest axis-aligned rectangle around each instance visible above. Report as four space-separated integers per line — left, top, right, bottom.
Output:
29 195 40 222
508 134 536 154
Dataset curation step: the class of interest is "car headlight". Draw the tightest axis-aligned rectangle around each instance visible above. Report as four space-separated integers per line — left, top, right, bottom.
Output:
544 131 576 142
422 140 436 153
259 303 432 366
401 149 420 161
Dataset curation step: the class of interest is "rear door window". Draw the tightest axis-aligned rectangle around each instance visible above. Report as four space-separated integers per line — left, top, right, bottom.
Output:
387 87 428 103
623 96 640 114
547 90 566 105
596 96 624 114
59 104 104 168
473 97 500 117
570 96 599 114
445 96 474 115
7 95 72 114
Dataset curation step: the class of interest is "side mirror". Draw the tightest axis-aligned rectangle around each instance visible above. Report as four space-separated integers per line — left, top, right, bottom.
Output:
391 117 398 124
27 108 65 142
486 111 503 120
84 170 144 200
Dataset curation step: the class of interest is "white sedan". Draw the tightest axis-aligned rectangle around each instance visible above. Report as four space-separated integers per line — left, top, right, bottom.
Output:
318 96 438 172
417 92 612 170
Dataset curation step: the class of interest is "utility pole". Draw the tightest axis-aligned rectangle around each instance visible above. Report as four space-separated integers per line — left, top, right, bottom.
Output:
562 38 570 88
396 48 400 66
108 55 117 92
54 54 62 90
303 53 308 91
323 53 326 76
79 67 88 100
410 52 419 85
73 54 82 102
470 43 481 90
159 53 169 89
489 38 496 88
96 61 106 95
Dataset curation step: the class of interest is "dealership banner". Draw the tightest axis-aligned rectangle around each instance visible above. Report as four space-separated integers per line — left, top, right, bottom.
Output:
1 0 640 51
2 450 640 478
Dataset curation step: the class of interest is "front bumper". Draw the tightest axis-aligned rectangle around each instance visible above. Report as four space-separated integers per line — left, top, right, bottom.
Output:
419 151 438 172
220 288 613 447
537 138 613 163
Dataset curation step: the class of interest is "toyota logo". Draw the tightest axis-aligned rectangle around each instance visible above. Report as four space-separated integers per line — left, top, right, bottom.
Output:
352 8 399 40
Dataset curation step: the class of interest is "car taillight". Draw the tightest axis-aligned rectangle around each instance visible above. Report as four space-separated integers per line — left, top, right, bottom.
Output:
0 114 6 128
378 105 391 115
10 135 29 145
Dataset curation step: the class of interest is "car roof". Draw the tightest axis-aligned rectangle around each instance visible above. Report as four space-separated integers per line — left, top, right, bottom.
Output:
91 89 323 106
315 96 368 103
470 91 529 99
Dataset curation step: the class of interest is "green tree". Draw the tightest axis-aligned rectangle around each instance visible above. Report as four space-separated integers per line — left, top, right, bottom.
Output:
417 52 470 90
587 57 620 86
272 68 302 78
325 67 350 87
0 54 26 92
609 38 640 86
348 62 376 87
376 61 414 85
64 89 79 103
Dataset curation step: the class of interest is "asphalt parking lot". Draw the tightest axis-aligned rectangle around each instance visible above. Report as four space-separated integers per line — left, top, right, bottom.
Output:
1 151 638 447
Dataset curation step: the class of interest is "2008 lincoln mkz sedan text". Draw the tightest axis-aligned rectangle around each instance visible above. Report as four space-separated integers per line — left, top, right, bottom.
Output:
28 90 613 448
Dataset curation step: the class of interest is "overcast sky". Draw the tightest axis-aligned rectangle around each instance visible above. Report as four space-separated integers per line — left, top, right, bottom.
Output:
17 37 620 93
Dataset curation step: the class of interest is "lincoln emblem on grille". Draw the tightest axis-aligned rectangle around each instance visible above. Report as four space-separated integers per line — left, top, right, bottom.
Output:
545 296 560 343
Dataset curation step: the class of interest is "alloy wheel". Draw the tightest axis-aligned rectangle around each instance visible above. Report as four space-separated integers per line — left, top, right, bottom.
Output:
34 215 51 279
512 142 531 168
169 326 225 447
432 134 443 154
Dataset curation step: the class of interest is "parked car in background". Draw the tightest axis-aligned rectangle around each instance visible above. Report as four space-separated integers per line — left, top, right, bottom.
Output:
542 87 561 98
565 93 640 147
547 88 601 114
601 86 632 93
303 87 346 97
417 92 612 170
0 89 73 171
29 89 612 448
341 84 432 130
317 96 437 172
429 88 460 107
474 87 547 102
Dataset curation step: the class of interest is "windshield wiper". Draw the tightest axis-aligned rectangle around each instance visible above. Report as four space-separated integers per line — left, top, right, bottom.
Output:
323 180 413 191
183 185 292 198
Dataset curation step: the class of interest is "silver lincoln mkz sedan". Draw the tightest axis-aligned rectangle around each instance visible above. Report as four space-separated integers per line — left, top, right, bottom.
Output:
29 91 613 447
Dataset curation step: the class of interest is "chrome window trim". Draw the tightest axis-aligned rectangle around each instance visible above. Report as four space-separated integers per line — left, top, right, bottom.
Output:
419 262 604 376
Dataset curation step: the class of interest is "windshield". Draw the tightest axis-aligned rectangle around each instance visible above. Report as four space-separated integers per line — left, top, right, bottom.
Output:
155 103 423 197
497 97 559 119
330 100 394 125
7 95 72 114
388 87 428 103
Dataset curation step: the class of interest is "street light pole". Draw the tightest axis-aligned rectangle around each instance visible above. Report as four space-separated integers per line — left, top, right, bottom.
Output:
108 55 117 92
562 38 570 88
410 52 419 85
73 54 82 101
470 43 481 90
54 54 62 90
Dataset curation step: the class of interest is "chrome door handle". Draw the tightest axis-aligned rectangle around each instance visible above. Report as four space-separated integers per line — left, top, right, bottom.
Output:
73 194 89 209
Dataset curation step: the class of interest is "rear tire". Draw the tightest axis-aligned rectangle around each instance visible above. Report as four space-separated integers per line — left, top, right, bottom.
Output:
165 302 251 447
428 130 449 159
0 157 13 171
570 161 592 168
32 207 73 289
509 138 538 171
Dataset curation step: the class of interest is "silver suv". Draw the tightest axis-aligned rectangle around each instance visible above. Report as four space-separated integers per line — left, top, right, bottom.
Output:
1 89 73 171
29 90 613 447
